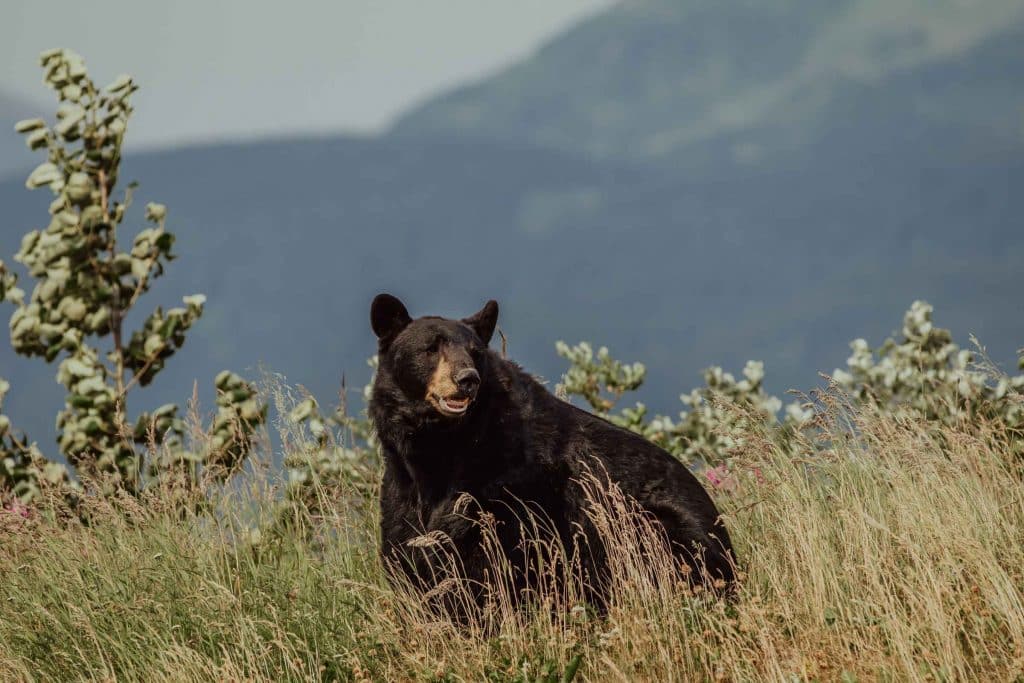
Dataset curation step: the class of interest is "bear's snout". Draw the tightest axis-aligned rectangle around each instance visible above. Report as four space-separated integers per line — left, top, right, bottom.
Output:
426 348 480 416
455 368 480 395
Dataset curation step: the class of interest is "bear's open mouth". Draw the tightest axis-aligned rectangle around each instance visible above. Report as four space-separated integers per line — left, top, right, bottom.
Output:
434 394 472 416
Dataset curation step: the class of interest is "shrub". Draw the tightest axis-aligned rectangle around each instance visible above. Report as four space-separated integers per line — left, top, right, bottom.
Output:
557 301 1023 468
555 342 808 467
0 49 265 504
834 300 1024 454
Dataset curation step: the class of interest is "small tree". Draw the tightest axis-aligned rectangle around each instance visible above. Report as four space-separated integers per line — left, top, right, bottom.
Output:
0 49 264 503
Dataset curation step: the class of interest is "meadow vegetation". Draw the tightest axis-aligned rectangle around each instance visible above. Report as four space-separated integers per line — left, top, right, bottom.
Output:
2 371 1023 682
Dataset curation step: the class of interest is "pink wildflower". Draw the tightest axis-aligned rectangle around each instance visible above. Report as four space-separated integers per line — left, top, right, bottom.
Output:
705 465 730 489
3 500 31 519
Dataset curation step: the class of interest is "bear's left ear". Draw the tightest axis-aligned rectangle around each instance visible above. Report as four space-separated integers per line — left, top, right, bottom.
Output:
371 293 412 345
463 299 499 345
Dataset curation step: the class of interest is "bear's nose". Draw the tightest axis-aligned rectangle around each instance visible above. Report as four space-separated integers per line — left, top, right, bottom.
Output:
455 368 480 394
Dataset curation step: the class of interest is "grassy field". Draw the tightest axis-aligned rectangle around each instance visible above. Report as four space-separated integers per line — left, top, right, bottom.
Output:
1 390 1023 682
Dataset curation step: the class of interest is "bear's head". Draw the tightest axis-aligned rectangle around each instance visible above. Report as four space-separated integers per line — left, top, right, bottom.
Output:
370 293 499 418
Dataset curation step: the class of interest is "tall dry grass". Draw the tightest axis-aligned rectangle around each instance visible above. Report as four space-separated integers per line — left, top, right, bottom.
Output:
1 386 1022 682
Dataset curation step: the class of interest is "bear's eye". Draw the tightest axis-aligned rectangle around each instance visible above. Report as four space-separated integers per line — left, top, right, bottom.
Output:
425 338 441 353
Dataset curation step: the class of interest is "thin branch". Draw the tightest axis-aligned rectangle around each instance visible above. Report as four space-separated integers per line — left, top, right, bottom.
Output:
98 167 130 456
119 347 164 398
5 429 32 455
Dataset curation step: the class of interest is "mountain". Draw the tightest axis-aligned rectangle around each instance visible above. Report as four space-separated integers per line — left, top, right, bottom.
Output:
393 0 1024 164
0 91 39 180
1 0 1023 455
1 132 1020 449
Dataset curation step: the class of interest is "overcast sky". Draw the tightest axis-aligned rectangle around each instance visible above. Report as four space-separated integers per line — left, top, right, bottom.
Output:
1 1 613 150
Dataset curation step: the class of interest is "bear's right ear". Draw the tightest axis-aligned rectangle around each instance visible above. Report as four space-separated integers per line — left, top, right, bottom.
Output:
371 293 412 345
463 299 499 345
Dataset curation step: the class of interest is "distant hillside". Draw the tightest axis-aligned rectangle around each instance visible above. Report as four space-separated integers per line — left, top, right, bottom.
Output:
0 91 38 179
1 132 1020 448
393 0 1024 164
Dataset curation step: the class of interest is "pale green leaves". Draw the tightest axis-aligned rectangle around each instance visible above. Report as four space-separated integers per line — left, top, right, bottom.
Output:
128 223 176 294
205 372 266 475
24 128 49 151
61 357 93 379
106 74 133 93
143 334 163 357
53 343 125 468
124 301 206 387
54 103 86 140
130 229 160 255
14 118 46 133
555 341 645 413
58 297 87 322
0 424 69 501
39 50 88 108
131 258 150 282
183 294 206 310
556 341 807 466
25 162 61 190
65 172 93 204
38 48 63 63
289 397 327 441
556 301 1024 469
0 261 24 307
279 360 380 503
833 300 1024 436
288 397 319 424
133 404 184 447
144 202 167 223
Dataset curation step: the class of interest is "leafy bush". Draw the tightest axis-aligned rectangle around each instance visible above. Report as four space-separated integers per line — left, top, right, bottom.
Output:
556 342 807 468
834 300 1024 452
0 50 265 504
272 356 380 508
557 301 1023 468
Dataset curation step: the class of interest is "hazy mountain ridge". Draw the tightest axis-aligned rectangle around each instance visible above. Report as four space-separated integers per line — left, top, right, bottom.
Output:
1 131 1020 447
393 0 1024 163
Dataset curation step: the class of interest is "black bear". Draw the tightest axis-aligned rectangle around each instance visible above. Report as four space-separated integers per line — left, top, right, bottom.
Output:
369 293 735 613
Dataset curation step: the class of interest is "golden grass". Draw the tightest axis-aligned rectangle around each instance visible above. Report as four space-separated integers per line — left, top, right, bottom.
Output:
1 389 1022 682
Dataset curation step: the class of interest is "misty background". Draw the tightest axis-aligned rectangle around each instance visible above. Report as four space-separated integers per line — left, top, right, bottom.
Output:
2 0 1022 448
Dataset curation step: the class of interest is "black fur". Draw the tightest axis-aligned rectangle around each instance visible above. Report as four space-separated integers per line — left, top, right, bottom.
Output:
369 294 735 612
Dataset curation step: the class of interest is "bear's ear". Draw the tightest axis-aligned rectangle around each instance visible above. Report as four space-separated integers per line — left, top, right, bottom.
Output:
463 299 499 345
371 293 412 344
